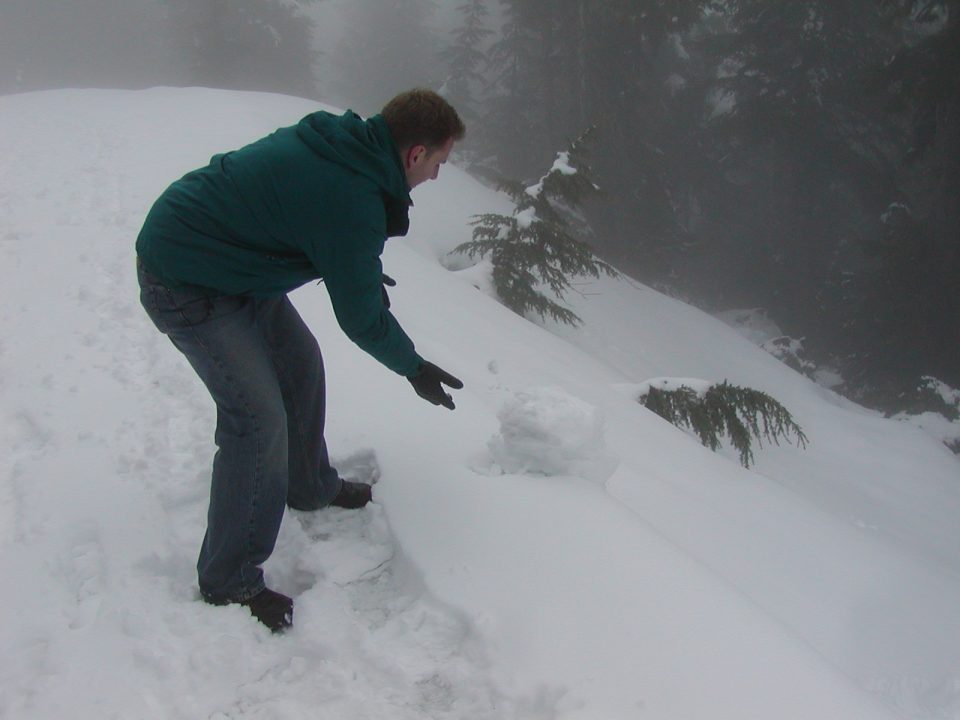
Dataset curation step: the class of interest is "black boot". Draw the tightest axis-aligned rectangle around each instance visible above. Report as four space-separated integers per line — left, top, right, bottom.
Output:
241 588 293 633
329 479 372 509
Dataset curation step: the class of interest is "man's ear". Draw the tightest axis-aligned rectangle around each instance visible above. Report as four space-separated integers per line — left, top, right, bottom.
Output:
405 144 427 169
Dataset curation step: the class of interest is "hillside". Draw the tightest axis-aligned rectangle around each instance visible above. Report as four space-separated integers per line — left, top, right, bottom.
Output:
2 87 959 720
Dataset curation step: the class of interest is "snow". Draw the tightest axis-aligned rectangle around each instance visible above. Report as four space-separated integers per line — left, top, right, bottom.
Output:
707 87 737 119
636 377 715 397
514 206 538 230
714 307 784 345
2 87 960 720
549 152 577 177
485 386 609 478
524 151 576 200
921 377 960 408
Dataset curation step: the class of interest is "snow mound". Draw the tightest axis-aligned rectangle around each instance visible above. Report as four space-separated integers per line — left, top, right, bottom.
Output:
487 386 607 477
4 87 960 720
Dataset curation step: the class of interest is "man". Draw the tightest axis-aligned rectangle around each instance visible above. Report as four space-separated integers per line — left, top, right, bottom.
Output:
136 89 465 632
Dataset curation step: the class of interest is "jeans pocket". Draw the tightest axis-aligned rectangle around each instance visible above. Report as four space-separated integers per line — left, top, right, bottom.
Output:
141 290 201 334
138 259 247 333
204 293 247 323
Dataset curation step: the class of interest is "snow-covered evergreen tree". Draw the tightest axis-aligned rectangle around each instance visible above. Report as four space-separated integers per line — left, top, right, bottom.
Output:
455 126 616 326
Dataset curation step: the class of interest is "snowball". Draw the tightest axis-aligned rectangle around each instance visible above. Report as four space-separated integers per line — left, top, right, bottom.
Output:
488 386 605 476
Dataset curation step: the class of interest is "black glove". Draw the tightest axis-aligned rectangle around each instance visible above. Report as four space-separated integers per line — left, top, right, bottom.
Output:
409 361 464 410
381 273 396 309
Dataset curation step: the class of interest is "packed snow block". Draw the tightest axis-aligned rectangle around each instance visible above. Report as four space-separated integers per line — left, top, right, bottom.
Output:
488 386 606 477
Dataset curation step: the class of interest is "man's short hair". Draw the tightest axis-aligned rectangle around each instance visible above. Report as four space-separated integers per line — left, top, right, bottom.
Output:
381 89 466 153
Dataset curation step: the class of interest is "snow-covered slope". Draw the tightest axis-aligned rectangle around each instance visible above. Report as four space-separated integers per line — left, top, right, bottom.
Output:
2 88 958 720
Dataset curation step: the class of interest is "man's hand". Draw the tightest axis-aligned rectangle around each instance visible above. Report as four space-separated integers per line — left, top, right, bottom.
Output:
409 361 463 410
381 273 396 308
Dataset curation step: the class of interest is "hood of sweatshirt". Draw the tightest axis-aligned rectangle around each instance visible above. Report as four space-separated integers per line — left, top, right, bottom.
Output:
295 110 411 204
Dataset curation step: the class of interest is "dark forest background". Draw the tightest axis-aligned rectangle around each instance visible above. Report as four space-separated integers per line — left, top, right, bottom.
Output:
2 0 957 414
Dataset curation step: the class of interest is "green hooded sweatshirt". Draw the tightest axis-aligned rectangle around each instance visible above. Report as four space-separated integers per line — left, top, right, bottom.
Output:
136 110 422 377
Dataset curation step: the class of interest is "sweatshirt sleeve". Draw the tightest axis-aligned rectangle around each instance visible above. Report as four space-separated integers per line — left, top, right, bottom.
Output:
314 214 423 378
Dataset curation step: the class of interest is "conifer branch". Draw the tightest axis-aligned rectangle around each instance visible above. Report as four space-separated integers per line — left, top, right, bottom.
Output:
640 381 808 468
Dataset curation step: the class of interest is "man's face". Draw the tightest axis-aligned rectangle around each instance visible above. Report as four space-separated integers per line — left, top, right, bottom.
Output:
403 137 455 189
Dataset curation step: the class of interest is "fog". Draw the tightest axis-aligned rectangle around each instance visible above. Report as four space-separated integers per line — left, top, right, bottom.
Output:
1 0 957 421
0 0 462 112
1 0 173 94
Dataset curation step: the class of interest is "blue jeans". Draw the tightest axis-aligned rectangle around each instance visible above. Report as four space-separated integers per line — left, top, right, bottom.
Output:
137 259 341 603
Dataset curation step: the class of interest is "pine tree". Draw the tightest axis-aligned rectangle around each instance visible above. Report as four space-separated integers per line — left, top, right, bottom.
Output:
640 380 809 468
479 0 546 177
847 0 960 399
455 127 616 325
439 0 493 124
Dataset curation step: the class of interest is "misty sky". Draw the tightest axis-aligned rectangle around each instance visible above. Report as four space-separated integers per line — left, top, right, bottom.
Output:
0 0 469 109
